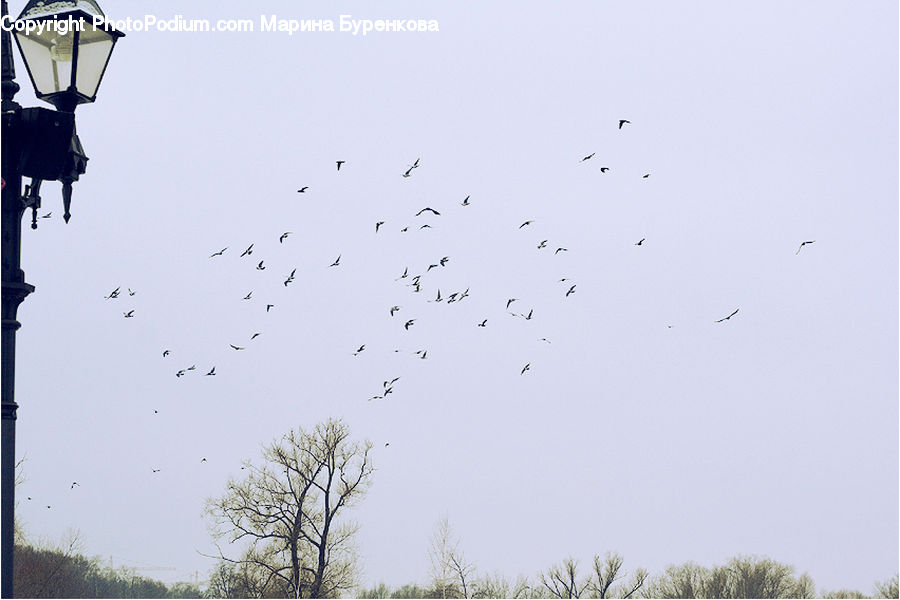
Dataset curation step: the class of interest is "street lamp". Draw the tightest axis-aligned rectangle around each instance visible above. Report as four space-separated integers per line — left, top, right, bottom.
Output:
14 0 123 113
1 1 123 596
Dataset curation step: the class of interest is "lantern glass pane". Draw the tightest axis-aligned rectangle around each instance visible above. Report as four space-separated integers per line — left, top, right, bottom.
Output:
15 24 76 95
74 27 115 98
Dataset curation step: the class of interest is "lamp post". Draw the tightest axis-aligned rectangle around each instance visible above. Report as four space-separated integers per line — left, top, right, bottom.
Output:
1 1 122 596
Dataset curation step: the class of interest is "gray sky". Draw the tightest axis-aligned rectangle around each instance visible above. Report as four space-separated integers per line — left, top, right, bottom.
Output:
10 0 898 593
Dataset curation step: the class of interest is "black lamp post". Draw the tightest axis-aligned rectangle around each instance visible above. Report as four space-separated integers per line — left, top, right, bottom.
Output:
1 1 122 596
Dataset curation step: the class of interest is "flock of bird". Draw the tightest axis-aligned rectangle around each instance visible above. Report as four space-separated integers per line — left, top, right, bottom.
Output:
26 117 817 509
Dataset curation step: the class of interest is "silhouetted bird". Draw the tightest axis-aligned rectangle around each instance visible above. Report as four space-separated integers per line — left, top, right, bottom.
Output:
390 306 401 316
538 240 548 249
230 344 245 351
635 238 645 246
416 207 440 216
619 119 630 129
71 482 79 489
715 309 739 323
506 298 517 309
41 212 51 219
353 344 365 356
163 350 170 357
402 167 414 178
152 469 160 473
297 186 308 193
461 195 470 206
397 267 408 280
582 152 595 161
642 173 650 178
205 367 216 376
419 224 432 230
123 310 134 318
243 292 252 300
796 240 816 255
478 319 487 327
105 287 120 299
210 248 227 257
336 160 345 171
555 247 568 254
201 458 207 463
240 244 254 257
440 256 450 266
329 255 341 267
266 304 275 312
404 319 415 330
128 288 136 296
251 332 261 340
600 167 610 173
519 220 533 229
256 261 266 270
280 232 292 243
176 370 185 378
521 363 530 375
566 285 576 297
376 221 385 233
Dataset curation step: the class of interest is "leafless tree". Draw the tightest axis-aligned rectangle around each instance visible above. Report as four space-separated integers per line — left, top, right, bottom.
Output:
589 552 648 599
206 418 373 598
540 557 590 599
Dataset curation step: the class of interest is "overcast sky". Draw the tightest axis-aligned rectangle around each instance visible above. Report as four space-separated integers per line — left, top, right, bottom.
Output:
9 0 898 594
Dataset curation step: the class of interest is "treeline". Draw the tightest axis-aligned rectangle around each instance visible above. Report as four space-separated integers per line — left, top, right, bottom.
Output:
12 542 203 599
351 555 899 600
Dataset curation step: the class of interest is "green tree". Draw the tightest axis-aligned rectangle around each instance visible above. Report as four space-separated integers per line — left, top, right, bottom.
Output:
874 574 898 599
206 418 373 598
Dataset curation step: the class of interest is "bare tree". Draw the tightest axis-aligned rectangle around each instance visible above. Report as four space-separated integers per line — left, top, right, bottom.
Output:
589 552 648 599
206 418 373 598
540 557 590 599
428 517 478 598
874 574 898 599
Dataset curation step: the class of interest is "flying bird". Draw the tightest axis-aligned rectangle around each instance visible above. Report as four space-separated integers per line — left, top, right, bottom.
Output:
251 332 261 340
519 220 533 229
375 221 385 233
715 309 739 323
461 195 470 206
256 261 266 270
525 309 533 320
415 207 440 216
205 367 216 376
243 292 252 300
404 319 415 330
402 167 414 178
566 285 576 297
175 370 185 378
280 232 292 243
162 350 170 357
419 224 432 230
642 173 650 178
187 365 196 371
200 458 207 463
266 304 275 312
70 482 79 489
600 167 610 173
353 344 365 356
506 298 517 309
440 256 450 266
396 267 408 280
384 377 400 388
240 244 254 257
795 240 815 254
40 212 51 219
329 255 341 267
635 238 645 246
555 247 568 254
537 240 548 249
284 269 296 286
297 186 308 193
477 319 487 327
619 119 630 129
427 263 439 272
230 344 245 351
152 469 161 474
390 306 401 316
521 363 531 375
582 152 595 162
104 287 120 299
210 247 227 258
123 310 134 318
336 160 345 171
128 288 136 296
